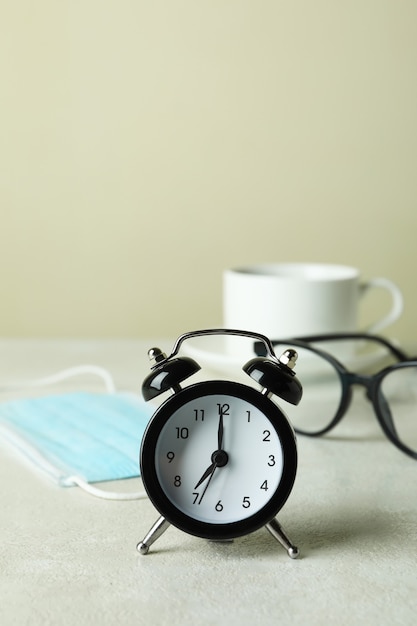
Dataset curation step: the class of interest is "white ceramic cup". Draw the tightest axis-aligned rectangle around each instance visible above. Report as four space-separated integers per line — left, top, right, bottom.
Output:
223 263 404 358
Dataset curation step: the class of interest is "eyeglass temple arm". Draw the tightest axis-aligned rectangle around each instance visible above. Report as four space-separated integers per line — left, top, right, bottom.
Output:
254 333 408 361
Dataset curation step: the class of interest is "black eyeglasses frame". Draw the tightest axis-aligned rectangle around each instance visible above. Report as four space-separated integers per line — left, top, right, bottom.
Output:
254 333 417 460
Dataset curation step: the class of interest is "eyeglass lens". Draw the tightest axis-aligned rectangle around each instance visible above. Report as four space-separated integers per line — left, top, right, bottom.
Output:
282 345 344 434
378 364 417 453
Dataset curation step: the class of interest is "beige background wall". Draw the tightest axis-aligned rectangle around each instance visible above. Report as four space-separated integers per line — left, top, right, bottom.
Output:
1 1 416 341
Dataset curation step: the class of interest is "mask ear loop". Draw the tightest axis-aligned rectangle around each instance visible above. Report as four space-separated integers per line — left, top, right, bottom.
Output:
66 475 147 500
1 365 148 500
0 365 117 394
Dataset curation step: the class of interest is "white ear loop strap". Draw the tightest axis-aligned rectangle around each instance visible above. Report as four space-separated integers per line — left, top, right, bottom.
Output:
1 365 148 501
0 365 117 394
66 475 147 500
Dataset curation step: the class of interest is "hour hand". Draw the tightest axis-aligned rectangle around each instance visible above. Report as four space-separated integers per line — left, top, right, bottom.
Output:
194 461 216 490
194 449 229 490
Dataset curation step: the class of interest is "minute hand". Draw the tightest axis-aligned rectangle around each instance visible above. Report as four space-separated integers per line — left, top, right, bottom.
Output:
218 413 224 450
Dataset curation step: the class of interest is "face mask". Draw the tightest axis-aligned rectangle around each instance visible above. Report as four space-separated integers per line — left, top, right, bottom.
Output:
0 367 153 500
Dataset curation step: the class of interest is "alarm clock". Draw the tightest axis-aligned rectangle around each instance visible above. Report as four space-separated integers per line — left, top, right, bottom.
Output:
136 329 303 558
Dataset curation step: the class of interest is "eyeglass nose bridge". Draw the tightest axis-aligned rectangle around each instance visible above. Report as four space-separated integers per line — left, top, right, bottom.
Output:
345 372 374 397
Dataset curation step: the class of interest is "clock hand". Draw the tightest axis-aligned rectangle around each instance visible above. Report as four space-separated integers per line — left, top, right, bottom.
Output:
194 413 225 489
194 449 229 491
218 413 224 450
194 460 216 490
194 411 225 490
194 409 229 492
197 463 217 504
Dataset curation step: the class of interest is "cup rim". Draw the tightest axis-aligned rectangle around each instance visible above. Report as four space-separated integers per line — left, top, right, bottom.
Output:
225 263 359 281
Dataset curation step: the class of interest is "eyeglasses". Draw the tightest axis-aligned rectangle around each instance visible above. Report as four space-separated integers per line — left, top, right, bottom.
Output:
254 333 417 460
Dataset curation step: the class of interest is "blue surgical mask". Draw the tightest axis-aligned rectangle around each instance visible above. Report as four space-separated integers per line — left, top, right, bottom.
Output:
0 390 153 500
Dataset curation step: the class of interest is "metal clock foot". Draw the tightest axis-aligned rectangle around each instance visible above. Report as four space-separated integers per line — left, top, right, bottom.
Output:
136 516 170 554
265 517 299 559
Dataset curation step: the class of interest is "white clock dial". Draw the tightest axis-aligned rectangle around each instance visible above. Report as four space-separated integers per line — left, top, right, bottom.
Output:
155 394 284 524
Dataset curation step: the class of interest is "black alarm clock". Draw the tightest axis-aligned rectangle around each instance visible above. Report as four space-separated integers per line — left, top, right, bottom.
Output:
136 329 302 558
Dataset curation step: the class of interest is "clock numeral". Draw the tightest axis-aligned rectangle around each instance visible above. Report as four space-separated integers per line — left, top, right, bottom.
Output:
242 496 251 509
262 430 271 442
167 451 175 463
268 454 275 466
215 500 224 512
192 492 199 504
174 475 182 487
194 409 205 421
260 480 268 491
217 403 230 416
175 427 189 439
246 410 251 422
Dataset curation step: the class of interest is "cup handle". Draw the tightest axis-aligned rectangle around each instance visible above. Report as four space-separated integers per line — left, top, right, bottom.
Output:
359 278 404 334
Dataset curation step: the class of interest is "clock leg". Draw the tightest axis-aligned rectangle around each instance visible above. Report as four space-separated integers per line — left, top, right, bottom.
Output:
136 516 170 555
265 518 299 559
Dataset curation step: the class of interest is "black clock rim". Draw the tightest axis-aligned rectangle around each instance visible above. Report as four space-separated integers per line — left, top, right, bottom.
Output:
140 380 297 541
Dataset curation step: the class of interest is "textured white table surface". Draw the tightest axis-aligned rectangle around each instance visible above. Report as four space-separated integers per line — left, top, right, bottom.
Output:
0 339 416 626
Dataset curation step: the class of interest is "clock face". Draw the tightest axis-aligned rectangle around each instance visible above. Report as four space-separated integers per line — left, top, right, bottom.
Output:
140 381 297 540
